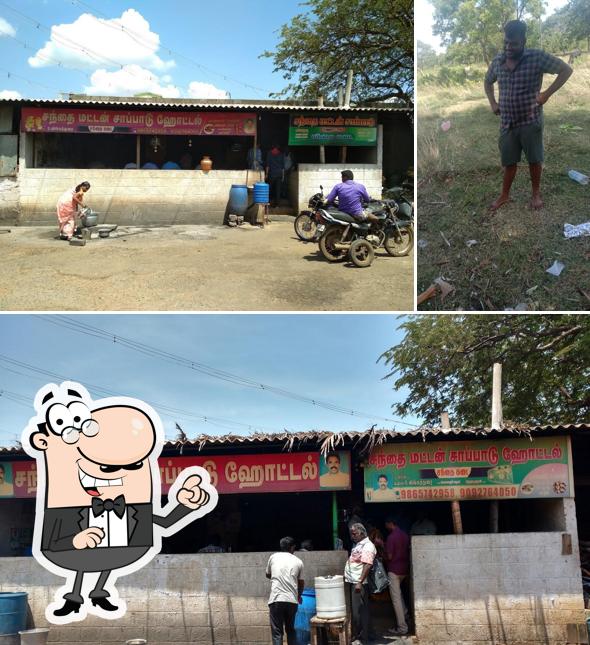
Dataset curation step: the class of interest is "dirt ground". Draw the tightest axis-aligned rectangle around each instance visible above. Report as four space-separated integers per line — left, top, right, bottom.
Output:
0 221 414 311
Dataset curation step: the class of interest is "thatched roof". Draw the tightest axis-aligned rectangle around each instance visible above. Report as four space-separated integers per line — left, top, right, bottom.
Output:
2 423 588 459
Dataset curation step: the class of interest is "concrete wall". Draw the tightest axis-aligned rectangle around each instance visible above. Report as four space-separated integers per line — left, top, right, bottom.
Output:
296 165 382 213
412 500 587 645
0 176 19 223
0 550 348 645
17 169 255 226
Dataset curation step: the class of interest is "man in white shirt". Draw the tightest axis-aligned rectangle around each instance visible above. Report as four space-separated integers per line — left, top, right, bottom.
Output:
266 536 304 645
344 523 376 645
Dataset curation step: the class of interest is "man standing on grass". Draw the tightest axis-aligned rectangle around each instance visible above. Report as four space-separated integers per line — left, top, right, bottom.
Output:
484 20 572 211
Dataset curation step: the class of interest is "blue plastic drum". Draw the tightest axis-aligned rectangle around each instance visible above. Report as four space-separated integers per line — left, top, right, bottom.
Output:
0 592 28 635
253 181 270 204
294 588 316 645
228 184 248 216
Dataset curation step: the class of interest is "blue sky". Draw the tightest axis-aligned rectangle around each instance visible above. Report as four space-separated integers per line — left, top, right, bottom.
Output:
0 314 421 447
0 0 307 100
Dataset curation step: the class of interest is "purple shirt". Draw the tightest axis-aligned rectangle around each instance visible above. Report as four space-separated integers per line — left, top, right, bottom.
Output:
385 527 409 576
326 180 370 216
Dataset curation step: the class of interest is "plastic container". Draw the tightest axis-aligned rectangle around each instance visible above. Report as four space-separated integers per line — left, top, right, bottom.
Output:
18 629 49 645
315 575 346 619
568 169 589 185
0 592 27 636
253 181 270 204
228 184 248 216
294 588 316 645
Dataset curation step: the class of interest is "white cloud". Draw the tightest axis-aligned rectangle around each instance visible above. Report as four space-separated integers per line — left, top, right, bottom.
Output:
0 16 16 37
28 9 174 71
84 64 180 97
187 81 229 99
0 89 22 99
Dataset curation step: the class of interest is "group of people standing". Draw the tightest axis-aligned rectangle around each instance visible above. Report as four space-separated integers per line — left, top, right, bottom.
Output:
345 518 410 645
265 517 411 645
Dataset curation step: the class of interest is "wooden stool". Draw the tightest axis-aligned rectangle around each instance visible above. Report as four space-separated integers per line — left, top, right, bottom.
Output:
309 615 350 645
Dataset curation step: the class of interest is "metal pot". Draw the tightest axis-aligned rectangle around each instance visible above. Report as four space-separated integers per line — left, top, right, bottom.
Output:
80 209 98 227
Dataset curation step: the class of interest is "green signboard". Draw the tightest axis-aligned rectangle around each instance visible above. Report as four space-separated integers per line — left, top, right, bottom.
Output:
288 114 377 147
364 436 572 502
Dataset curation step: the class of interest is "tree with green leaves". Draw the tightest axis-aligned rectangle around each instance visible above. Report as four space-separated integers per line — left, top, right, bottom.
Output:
380 315 590 427
418 40 440 69
261 0 413 105
432 0 545 64
563 0 590 51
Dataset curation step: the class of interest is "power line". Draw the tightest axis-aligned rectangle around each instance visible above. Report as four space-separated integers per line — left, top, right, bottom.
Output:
0 388 31 408
0 1 160 85
35 316 416 428
0 354 287 435
71 0 272 96
0 26 93 82
1 0 272 97
0 66 70 94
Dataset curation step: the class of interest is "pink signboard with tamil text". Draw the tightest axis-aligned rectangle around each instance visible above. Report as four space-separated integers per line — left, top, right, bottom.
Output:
21 108 257 136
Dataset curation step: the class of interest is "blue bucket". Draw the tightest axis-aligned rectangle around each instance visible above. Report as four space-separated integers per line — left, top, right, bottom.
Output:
0 592 27 635
228 184 248 216
294 588 316 645
253 182 269 204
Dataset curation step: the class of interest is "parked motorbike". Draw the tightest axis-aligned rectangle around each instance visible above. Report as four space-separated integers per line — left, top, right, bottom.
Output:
293 188 325 241
315 187 414 267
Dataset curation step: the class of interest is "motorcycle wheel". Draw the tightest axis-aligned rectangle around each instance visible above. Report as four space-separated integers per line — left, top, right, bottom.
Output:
294 212 318 241
319 227 347 262
384 226 414 257
349 239 374 268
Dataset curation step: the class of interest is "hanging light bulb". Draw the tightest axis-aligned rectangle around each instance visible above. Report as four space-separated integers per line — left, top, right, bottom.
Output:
188 138 192 148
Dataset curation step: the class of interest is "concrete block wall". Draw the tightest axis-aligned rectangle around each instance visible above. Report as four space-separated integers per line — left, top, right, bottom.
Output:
0 176 19 224
17 169 255 226
297 165 382 213
412 527 586 644
0 550 348 645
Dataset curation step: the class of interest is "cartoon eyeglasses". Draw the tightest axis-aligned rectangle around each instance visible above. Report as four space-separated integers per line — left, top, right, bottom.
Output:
45 402 100 444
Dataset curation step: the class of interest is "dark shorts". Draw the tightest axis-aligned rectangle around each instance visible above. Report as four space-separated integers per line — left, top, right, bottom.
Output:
498 120 544 166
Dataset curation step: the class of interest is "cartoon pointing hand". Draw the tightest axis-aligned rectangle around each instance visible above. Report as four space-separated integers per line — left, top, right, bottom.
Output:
176 473 210 510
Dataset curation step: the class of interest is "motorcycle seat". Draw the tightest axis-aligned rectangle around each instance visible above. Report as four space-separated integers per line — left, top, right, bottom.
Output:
326 209 361 223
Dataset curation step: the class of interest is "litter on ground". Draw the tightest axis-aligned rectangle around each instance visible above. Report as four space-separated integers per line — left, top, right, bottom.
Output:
546 260 565 276
564 222 590 238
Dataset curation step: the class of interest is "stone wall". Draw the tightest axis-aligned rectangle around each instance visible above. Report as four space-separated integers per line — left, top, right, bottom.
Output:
17 169 253 226
412 500 587 644
0 550 348 645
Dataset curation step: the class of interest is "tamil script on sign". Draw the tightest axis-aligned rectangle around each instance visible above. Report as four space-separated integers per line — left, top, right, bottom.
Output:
364 436 572 502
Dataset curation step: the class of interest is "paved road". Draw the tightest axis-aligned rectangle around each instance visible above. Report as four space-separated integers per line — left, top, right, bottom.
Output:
0 223 414 311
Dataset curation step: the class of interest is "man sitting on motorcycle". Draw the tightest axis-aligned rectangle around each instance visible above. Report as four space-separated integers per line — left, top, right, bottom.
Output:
325 170 381 224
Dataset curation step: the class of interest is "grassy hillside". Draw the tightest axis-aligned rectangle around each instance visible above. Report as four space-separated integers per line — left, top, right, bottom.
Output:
417 54 590 311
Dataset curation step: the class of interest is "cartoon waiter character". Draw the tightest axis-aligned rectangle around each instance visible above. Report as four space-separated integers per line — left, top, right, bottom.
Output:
23 381 218 624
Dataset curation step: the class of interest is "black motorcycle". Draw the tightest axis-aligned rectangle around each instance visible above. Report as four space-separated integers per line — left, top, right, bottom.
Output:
315 187 414 267
293 188 325 241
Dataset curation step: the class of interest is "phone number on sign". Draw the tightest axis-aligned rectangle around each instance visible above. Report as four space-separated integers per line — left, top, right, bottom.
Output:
399 486 518 500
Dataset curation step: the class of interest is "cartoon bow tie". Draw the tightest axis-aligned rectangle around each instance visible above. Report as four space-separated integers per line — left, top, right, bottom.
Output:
91 495 126 519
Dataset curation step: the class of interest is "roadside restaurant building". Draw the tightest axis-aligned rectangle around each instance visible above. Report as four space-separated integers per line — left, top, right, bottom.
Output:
0 423 588 644
0 96 412 227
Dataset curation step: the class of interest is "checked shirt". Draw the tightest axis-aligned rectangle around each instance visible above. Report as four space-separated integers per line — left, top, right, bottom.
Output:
485 49 563 131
